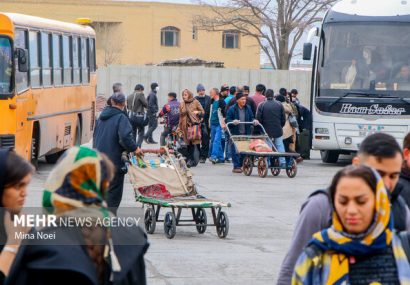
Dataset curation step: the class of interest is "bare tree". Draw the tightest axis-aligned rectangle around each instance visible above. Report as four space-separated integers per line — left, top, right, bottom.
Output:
92 22 123 66
194 0 337 70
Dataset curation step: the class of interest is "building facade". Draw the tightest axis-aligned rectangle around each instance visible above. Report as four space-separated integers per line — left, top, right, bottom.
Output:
0 0 260 69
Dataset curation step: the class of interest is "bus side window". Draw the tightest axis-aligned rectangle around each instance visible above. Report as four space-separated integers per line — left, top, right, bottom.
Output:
29 31 40 88
81 38 89 84
62 35 72 85
52 34 62 86
41 32 52 87
15 29 28 94
72 36 80 84
89 38 96 72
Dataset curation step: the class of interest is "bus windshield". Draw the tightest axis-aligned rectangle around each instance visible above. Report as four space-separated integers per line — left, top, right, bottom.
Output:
318 22 410 97
0 37 12 94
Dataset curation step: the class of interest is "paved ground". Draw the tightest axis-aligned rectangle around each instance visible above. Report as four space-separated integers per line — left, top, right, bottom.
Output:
26 131 352 285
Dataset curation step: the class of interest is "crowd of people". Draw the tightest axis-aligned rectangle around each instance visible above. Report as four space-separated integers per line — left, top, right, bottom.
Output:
2 81 410 284
114 81 312 171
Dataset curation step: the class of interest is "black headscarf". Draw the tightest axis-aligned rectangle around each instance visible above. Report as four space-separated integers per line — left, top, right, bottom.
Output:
0 149 10 251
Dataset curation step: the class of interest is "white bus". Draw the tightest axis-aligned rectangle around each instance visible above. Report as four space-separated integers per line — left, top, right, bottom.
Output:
303 0 410 163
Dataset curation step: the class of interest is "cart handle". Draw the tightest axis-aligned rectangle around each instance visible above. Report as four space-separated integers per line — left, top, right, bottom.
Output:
225 121 269 137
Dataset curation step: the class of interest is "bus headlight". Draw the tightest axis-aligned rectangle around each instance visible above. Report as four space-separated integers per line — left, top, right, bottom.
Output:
315 128 329 134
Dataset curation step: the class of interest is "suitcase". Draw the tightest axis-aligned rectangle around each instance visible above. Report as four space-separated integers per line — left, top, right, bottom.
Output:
297 129 311 159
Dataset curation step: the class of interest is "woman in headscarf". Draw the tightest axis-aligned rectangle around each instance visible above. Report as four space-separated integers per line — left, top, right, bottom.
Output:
292 165 410 285
177 89 204 168
0 149 33 282
6 146 149 285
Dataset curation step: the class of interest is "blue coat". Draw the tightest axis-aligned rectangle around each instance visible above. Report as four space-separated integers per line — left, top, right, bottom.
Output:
226 104 254 135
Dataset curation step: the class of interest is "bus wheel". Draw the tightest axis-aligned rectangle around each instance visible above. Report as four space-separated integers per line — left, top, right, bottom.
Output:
45 151 64 164
30 124 39 169
320 150 339 163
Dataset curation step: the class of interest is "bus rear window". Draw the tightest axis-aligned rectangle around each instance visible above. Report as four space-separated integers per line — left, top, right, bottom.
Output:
0 37 12 94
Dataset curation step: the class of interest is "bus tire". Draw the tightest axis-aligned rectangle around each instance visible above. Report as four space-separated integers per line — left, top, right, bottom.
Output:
320 150 339 163
45 151 64 164
30 123 40 169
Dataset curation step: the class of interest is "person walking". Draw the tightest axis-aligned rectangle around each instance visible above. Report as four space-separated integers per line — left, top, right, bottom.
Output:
226 92 257 173
208 88 226 164
293 165 410 284
127 84 148 147
275 94 295 167
8 146 149 285
251 84 266 108
93 93 140 214
144 83 159 144
195 84 211 163
277 133 410 285
256 89 286 166
223 86 237 163
177 89 204 168
293 97 312 160
220 85 230 161
158 92 180 147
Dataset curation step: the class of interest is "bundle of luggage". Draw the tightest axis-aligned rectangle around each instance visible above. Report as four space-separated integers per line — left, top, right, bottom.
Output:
249 139 273 153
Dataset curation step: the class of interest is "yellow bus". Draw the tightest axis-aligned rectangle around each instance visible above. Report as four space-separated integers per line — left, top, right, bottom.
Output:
0 13 96 165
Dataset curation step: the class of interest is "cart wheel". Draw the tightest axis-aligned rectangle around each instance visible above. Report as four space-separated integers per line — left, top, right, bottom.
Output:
164 211 177 239
144 207 156 234
216 211 229 238
242 156 253 176
271 158 281 176
286 158 298 178
257 157 268 178
194 208 207 234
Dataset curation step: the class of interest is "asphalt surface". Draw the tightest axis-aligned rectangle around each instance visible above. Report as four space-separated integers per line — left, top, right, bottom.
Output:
27 132 352 285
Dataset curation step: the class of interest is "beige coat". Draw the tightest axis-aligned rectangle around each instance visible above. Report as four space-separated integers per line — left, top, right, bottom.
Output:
282 102 294 140
178 94 204 145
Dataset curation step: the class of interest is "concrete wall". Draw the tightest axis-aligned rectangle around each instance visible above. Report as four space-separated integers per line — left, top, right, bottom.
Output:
0 0 260 69
97 65 312 107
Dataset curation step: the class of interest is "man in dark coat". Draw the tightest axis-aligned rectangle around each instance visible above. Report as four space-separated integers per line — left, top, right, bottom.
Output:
294 102 312 159
127 84 148 147
256 89 286 165
93 93 139 213
226 88 257 116
195 83 212 163
144 83 159 144
226 92 257 173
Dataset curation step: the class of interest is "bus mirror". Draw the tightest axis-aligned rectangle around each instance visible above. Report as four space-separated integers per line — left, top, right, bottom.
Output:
16 48 28 72
303 43 312 61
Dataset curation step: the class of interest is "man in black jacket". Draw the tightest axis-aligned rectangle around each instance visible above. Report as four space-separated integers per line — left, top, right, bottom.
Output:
195 83 212 163
256 89 286 166
93 93 140 214
144 83 159 144
398 132 410 207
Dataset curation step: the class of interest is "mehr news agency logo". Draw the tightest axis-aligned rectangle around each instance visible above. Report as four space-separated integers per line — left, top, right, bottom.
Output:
12 213 141 240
